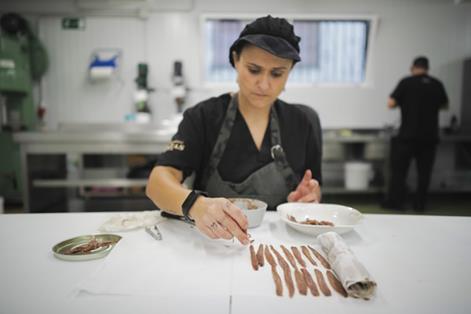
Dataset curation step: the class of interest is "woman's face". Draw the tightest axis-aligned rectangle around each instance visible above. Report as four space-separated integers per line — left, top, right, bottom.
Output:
233 44 293 109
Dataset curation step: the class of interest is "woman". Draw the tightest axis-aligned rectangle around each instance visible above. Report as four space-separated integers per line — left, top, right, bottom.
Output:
146 15 322 245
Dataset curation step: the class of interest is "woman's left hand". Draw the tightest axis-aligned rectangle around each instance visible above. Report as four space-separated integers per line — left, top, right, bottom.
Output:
287 169 321 203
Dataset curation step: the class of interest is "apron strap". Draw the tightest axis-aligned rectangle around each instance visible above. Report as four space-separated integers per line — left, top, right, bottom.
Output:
200 95 238 186
269 106 299 190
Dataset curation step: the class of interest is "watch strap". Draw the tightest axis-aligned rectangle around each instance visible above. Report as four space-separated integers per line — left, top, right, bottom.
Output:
181 190 207 221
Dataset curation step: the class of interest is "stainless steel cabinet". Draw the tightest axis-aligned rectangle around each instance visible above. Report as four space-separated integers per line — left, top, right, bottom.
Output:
14 129 170 212
321 130 389 194
14 128 471 212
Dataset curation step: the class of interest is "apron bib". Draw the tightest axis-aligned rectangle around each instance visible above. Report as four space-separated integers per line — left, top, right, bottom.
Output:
201 94 298 210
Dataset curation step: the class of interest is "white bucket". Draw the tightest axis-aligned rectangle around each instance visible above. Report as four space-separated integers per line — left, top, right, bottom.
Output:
344 162 373 190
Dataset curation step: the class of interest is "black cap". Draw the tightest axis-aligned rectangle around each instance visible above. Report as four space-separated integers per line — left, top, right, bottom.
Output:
229 15 301 67
412 56 429 70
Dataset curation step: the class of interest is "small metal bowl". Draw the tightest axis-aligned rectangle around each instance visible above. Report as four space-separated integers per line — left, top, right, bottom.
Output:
52 234 121 261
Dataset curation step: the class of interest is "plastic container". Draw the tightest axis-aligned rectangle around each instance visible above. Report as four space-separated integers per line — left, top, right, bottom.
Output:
344 162 373 190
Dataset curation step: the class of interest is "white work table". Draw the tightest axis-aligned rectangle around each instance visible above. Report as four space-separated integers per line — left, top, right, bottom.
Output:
1 211 470 314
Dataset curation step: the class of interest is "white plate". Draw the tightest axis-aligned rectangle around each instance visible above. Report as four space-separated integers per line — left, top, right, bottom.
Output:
276 203 363 236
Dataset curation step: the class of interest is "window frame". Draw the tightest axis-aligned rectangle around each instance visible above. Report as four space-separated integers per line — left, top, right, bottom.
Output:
200 13 379 88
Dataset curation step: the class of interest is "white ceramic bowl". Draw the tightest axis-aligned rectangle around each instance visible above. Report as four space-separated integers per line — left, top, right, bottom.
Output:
276 202 363 236
229 198 267 228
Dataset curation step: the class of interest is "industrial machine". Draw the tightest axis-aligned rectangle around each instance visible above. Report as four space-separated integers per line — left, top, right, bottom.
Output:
0 13 48 204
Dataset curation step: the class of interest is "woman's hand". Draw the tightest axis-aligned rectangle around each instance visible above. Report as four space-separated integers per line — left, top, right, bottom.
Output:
189 197 250 245
287 169 321 203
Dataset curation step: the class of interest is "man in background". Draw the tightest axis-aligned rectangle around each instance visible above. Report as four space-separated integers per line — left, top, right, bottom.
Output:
383 56 449 210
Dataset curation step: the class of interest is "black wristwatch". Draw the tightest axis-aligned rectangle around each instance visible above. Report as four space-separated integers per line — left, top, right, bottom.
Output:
181 190 208 222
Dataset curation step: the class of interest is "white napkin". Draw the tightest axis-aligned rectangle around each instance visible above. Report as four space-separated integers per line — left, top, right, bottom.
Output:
317 231 377 299
99 211 164 232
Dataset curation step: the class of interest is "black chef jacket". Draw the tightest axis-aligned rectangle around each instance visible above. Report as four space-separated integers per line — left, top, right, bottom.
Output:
156 93 322 190
391 74 448 142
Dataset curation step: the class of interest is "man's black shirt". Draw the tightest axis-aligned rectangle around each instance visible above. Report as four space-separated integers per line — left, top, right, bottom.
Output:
391 74 448 142
157 93 322 190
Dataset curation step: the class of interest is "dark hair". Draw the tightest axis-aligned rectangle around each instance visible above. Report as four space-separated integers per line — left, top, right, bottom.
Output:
229 15 301 67
413 56 429 70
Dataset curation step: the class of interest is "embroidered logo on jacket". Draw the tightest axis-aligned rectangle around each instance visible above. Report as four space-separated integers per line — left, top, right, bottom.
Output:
167 140 185 151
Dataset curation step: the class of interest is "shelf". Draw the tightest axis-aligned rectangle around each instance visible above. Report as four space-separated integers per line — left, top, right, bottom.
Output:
429 186 471 193
33 178 148 188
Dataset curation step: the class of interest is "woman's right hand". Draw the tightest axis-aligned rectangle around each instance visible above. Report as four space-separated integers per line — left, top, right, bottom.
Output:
189 197 250 245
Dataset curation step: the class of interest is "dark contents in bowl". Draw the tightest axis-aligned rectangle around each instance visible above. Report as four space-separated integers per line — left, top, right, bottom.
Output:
287 215 335 226
229 198 259 210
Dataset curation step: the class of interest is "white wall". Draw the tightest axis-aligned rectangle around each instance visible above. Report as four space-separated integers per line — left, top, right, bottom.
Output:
466 5 471 55
39 17 146 127
27 0 471 129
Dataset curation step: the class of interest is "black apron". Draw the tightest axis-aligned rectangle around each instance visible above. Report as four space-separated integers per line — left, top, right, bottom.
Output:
201 94 298 210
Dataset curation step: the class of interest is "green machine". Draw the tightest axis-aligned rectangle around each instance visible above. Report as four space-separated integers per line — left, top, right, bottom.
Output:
0 13 48 204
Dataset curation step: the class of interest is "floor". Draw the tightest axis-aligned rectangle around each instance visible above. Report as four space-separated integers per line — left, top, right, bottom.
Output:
3 193 471 216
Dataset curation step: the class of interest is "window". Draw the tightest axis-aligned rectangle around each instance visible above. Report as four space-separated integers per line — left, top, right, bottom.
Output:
204 16 373 85
204 18 250 82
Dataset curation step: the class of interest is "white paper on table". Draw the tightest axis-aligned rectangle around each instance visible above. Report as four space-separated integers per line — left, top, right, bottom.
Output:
78 220 247 297
231 222 335 298
230 222 305 297
78 217 375 299
79 218 300 298
231 245 278 297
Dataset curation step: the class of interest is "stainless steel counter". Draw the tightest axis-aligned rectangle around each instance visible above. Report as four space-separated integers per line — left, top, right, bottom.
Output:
13 128 174 211
13 129 173 154
13 127 471 212
14 127 391 211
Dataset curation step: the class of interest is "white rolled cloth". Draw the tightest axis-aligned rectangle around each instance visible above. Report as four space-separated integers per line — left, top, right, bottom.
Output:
317 231 377 299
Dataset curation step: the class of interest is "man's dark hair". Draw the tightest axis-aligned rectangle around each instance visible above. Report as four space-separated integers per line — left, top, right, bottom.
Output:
413 56 429 70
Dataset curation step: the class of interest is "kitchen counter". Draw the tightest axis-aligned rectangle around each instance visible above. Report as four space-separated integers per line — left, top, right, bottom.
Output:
12 128 471 211
1 211 470 314
13 127 174 211
13 129 173 154
14 128 389 211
